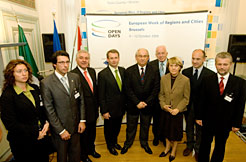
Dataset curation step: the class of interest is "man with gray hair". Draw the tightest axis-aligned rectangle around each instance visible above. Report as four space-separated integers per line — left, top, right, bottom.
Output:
197 52 246 162
71 50 100 162
121 48 160 154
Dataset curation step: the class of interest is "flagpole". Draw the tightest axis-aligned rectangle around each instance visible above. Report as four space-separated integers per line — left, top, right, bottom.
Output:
70 14 80 70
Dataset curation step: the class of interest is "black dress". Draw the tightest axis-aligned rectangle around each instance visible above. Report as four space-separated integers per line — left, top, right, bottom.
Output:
160 77 183 141
0 84 49 162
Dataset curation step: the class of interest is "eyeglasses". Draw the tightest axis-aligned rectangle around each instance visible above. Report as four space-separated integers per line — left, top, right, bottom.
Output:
15 69 28 73
57 61 70 65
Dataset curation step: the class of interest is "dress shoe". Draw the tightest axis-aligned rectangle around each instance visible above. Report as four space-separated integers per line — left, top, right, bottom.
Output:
114 143 122 150
89 151 101 158
141 145 153 154
120 146 129 154
183 147 192 156
82 157 92 162
159 148 172 157
169 155 175 162
153 138 159 146
195 152 199 161
108 147 118 155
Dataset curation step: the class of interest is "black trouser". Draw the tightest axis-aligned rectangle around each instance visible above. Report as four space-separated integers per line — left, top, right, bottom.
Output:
152 102 161 141
124 112 152 147
80 121 97 160
104 116 123 149
198 126 230 162
184 103 202 153
53 133 80 162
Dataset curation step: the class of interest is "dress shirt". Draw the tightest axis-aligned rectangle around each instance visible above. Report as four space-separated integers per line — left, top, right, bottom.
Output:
138 65 146 75
193 65 203 79
159 59 167 75
217 72 230 89
109 65 122 82
77 66 93 87
14 83 35 107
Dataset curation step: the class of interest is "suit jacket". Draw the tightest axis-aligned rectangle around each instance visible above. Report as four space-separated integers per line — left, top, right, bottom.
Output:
0 84 46 142
159 73 190 112
125 64 160 115
71 67 99 123
40 72 85 135
149 59 169 80
98 66 126 118
182 66 215 111
197 73 246 131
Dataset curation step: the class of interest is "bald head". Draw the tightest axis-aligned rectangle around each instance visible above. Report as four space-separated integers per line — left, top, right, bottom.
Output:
156 45 168 62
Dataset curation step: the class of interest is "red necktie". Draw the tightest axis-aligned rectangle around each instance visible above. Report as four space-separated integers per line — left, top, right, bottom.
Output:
140 67 144 84
84 71 93 92
219 77 224 95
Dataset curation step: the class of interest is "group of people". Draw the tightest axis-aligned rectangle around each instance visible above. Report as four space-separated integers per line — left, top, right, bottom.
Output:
0 45 245 162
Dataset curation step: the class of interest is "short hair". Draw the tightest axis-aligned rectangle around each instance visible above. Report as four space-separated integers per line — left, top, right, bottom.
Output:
2 59 33 91
135 48 149 56
155 45 167 54
106 49 119 58
77 50 90 58
51 50 70 64
193 49 206 58
215 52 233 63
167 56 183 69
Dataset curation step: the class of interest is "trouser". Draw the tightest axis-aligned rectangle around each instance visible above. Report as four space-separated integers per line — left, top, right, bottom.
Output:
124 112 152 147
104 116 123 148
198 126 230 162
80 121 96 160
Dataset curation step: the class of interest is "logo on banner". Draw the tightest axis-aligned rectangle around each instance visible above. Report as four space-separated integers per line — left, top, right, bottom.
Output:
91 20 121 38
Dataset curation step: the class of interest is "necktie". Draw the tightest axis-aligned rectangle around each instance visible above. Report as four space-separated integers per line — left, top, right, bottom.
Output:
84 71 93 92
115 69 122 91
219 77 224 95
61 76 70 93
160 62 165 77
193 69 198 80
140 67 145 84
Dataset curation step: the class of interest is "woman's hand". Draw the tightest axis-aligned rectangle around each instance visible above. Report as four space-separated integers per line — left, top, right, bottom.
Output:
37 121 49 140
170 108 179 115
163 105 172 112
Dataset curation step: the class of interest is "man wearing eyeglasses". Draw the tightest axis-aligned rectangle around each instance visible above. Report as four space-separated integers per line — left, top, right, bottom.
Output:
41 50 86 162
121 48 160 154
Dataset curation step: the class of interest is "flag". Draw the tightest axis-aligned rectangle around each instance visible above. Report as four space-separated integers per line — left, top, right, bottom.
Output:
53 20 61 52
77 26 82 51
18 24 39 78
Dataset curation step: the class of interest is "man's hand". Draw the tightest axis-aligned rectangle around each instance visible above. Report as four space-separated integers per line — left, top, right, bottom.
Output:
137 102 147 109
60 130 71 140
103 112 111 119
232 127 239 132
196 120 203 126
78 122 86 133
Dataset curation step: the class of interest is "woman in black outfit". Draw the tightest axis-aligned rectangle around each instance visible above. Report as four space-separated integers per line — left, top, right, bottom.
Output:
0 59 49 162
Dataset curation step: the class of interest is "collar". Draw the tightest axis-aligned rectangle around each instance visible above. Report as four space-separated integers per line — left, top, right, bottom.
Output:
55 70 68 80
14 83 34 95
217 72 230 80
193 65 203 73
77 66 87 74
159 59 167 65
109 65 119 72
138 65 146 71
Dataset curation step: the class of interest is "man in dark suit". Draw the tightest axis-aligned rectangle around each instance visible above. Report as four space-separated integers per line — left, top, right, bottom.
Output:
149 45 169 146
41 50 86 162
121 48 160 154
182 49 215 161
197 52 246 162
71 50 100 162
98 49 126 156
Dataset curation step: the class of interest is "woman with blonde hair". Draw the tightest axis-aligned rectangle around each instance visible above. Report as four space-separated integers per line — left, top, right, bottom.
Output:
159 57 190 161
